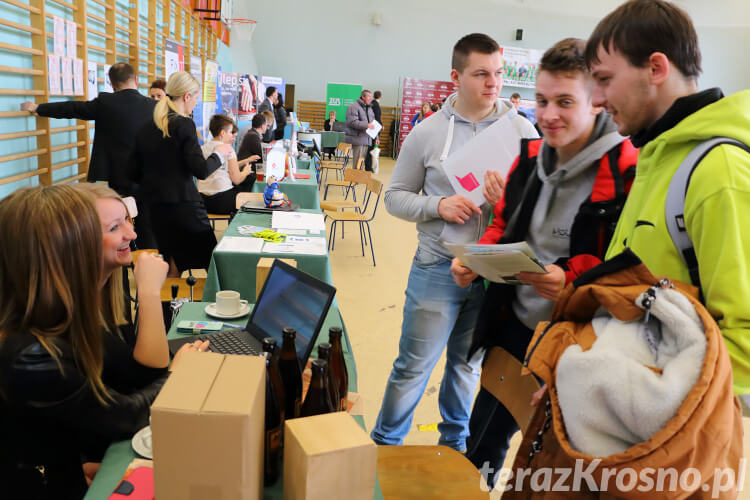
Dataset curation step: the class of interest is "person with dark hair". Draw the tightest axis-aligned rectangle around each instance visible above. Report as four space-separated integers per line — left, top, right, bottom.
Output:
451 37 638 488
371 33 537 452
585 0 750 396
197 114 258 214
365 90 384 171
345 89 376 170
509 92 527 118
149 79 167 100
238 113 270 167
20 63 156 247
258 86 278 142
274 92 288 141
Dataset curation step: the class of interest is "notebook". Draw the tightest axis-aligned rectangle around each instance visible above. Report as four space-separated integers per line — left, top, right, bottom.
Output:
168 260 336 366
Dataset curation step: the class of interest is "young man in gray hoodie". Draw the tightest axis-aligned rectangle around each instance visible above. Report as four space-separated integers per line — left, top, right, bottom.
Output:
371 33 538 452
451 38 638 489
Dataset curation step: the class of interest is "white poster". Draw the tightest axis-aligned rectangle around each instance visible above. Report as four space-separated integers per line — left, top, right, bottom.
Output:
500 45 543 89
164 39 184 81
53 16 65 57
190 55 202 82
87 61 98 98
103 64 113 93
66 20 76 58
61 57 73 96
47 54 61 95
73 58 84 96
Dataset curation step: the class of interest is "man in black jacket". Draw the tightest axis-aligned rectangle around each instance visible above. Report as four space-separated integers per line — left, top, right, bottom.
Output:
21 63 157 248
238 113 268 166
365 90 383 171
258 86 278 142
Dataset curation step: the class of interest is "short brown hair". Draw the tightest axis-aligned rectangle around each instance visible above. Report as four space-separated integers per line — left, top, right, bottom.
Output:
108 63 136 89
452 33 500 72
540 38 588 76
149 79 166 91
261 110 274 122
510 93 521 100
584 0 701 78
209 114 235 138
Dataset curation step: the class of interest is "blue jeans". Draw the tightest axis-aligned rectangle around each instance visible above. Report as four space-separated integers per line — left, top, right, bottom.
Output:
371 247 485 451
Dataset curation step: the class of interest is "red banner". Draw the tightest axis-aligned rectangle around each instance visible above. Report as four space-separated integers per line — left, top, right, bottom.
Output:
398 77 457 153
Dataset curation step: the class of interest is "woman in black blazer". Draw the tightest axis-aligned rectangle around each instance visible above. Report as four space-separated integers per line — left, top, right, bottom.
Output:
132 71 233 276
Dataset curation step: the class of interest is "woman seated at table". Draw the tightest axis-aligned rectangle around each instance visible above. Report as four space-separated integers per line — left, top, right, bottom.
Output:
132 71 233 277
0 185 208 499
323 110 339 159
198 114 259 215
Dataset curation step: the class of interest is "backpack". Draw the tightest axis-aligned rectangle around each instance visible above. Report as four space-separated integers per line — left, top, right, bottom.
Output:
665 137 750 292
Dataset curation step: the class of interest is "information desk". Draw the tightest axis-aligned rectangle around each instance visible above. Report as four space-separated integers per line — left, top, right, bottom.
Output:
84 301 368 500
251 166 320 210
203 209 330 301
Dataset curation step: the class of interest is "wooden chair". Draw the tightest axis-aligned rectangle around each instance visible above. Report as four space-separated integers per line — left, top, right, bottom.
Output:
321 161 369 204
324 177 382 266
320 143 351 185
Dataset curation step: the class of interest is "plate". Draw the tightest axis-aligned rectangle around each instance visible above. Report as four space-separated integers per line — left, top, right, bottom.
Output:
204 302 251 319
132 425 152 459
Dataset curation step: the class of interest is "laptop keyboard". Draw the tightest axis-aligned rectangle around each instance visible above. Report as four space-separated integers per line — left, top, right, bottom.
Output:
192 329 260 356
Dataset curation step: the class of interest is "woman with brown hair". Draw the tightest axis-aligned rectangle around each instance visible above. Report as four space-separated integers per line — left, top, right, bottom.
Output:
0 185 204 498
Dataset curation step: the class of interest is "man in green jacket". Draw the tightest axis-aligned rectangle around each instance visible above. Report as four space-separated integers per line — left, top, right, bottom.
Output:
585 0 750 395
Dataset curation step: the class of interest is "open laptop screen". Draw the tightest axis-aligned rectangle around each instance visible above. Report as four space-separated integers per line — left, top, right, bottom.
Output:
248 260 336 364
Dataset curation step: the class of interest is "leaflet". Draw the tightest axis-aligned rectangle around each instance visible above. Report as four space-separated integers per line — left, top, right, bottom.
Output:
366 121 383 140
444 241 546 285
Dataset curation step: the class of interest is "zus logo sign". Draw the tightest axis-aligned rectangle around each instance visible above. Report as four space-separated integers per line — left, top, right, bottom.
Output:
328 98 340 105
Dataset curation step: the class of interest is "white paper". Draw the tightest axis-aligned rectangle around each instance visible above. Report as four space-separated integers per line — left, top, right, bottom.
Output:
61 57 73 96
215 235 264 253
442 116 526 206
86 61 98 98
103 64 113 93
272 211 326 232
73 58 84 96
265 145 286 181
53 16 65 56
262 237 327 256
366 120 383 140
66 20 76 58
47 55 61 95
444 241 546 284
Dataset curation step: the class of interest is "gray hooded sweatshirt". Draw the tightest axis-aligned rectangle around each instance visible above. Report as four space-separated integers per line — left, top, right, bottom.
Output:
385 93 538 259
513 112 624 329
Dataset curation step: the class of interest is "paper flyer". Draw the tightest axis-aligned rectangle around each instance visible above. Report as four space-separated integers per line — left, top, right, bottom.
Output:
53 16 65 56
87 61 98 98
73 58 84 96
61 57 73 96
66 20 76 58
47 54 61 95
103 64 113 93
265 144 286 181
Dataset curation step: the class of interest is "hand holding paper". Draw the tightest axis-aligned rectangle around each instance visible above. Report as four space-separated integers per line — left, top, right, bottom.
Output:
450 257 478 288
517 264 566 301
483 170 505 206
438 195 480 224
366 121 383 139
444 241 547 284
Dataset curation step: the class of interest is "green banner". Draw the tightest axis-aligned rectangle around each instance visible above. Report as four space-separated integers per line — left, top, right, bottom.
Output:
325 82 362 121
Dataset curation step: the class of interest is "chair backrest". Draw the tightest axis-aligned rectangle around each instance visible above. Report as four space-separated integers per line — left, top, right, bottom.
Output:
336 143 352 154
362 178 383 221
235 191 264 209
342 168 371 185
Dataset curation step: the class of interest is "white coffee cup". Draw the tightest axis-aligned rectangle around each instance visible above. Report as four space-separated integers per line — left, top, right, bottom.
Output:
215 290 247 316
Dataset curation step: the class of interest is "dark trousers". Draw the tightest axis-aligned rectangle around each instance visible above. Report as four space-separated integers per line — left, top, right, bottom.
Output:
364 142 375 171
465 310 534 488
200 174 256 216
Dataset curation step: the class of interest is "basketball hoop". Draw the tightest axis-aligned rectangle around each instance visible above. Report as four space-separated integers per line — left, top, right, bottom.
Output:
225 18 257 42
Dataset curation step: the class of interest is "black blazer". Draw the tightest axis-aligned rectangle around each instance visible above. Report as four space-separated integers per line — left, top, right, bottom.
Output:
323 119 335 131
36 89 155 195
372 100 382 125
131 112 222 204
238 128 263 165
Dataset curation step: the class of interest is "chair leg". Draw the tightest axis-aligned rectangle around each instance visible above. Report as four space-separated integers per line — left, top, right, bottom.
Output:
366 222 375 266
341 221 344 239
324 184 330 200
328 221 336 251
359 220 368 247
358 222 365 257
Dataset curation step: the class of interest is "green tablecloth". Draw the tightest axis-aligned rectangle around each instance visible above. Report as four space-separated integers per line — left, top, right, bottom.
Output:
321 131 345 148
84 302 374 500
203 209 331 301
252 167 320 210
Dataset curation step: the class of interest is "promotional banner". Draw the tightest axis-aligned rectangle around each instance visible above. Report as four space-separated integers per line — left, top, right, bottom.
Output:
238 73 259 119
164 39 185 80
259 75 286 103
325 82 361 122
219 71 239 122
501 45 543 89
398 77 456 152
199 60 221 144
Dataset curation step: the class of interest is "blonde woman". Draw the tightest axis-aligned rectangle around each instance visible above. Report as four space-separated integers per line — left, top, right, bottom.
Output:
131 71 232 276
410 101 433 127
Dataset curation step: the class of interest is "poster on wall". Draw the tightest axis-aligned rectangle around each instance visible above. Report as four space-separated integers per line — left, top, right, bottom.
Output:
103 64 113 93
164 39 184 80
238 74 259 119
73 58 84 96
189 55 202 82
53 16 65 57
87 61 98 98
500 45 543 89
47 54 61 95
398 77 456 152
66 20 76 58
199 60 220 144
325 82 362 124
219 71 239 122
61 57 73 96
260 75 285 103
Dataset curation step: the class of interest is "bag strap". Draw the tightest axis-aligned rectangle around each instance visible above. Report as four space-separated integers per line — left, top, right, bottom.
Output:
665 137 750 292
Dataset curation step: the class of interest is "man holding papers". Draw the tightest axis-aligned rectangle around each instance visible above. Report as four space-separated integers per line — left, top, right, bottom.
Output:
449 38 638 488
345 89 377 170
371 33 537 452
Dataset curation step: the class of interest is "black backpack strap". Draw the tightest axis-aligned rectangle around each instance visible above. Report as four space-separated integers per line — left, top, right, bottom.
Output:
665 137 750 291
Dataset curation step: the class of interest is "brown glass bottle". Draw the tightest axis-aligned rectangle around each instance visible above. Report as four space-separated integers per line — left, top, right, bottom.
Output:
262 337 286 423
279 327 302 419
328 326 349 411
300 359 335 417
263 353 283 486
317 343 340 412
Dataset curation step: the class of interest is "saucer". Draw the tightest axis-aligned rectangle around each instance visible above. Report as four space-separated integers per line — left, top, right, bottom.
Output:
205 302 250 319
132 425 152 459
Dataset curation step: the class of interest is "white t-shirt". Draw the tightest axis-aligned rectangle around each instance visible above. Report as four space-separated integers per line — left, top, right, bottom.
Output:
197 140 237 196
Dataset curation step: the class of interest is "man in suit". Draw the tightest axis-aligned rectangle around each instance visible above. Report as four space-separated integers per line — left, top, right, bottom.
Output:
365 90 383 171
258 86 278 142
21 63 157 247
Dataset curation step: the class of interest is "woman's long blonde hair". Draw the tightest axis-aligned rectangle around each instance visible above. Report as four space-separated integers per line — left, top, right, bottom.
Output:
72 183 129 330
153 70 201 138
0 186 110 403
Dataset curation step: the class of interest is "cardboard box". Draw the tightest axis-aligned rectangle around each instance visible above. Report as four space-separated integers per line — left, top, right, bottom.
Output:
151 352 265 500
256 258 297 300
283 412 377 500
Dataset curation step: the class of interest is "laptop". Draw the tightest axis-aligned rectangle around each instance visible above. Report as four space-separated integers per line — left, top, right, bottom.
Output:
168 260 336 367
